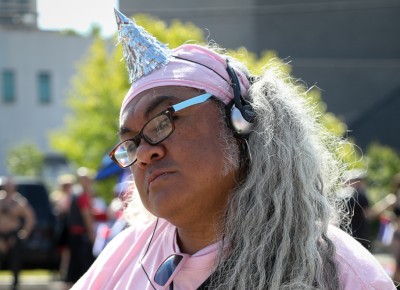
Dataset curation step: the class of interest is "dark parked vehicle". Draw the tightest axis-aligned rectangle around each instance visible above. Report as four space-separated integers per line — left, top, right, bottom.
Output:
0 177 61 270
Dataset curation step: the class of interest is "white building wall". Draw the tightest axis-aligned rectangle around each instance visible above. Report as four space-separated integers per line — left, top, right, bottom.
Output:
0 28 92 175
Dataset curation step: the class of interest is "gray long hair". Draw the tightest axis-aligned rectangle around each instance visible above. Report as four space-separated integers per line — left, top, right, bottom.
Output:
210 60 345 290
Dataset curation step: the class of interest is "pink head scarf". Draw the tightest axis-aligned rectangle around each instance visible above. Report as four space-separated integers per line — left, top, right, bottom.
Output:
120 44 250 117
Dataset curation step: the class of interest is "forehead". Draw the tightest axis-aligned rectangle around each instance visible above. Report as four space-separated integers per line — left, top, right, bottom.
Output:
120 86 203 123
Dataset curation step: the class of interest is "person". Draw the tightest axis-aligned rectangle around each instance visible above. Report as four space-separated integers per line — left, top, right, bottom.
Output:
0 176 36 290
50 174 76 281
385 173 400 285
72 9 396 289
92 182 130 257
65 168 96 288
341 169 374 249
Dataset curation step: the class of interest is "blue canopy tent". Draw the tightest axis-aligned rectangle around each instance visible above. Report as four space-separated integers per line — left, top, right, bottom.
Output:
95 153 130 182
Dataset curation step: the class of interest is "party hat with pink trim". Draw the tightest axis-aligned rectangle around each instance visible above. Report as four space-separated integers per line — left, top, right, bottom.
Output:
114 9 171 83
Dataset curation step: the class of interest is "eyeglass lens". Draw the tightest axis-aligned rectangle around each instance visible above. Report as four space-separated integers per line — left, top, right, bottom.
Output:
113 114 174 167
154 254 184 286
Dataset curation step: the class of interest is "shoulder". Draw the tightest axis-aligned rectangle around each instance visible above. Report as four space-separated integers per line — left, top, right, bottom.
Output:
89 218 171 266
72 218 171 289
105 218 160 249
328 225 395 290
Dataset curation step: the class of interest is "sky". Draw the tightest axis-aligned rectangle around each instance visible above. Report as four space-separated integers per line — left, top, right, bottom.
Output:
36 0 119 37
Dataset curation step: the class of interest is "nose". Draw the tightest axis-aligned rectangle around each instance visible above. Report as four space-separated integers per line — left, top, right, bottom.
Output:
135 139 166 168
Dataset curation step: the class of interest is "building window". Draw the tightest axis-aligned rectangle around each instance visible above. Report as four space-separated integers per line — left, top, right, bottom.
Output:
2 70 16 103
38 72 51 104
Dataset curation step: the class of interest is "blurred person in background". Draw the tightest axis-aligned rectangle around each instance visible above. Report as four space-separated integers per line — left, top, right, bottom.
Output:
91 189 109 231
107 182 130 225
342 169 374 249
72 10 395 290
50 174 76 281
93 182 130 257
64 168 96 289
108 183 125 222
0 176 35 290
384 173 400 285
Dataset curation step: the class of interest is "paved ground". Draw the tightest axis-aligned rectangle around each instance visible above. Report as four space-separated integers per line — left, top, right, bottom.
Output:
0 276 64 290
0 271 66 290
0 253 397 289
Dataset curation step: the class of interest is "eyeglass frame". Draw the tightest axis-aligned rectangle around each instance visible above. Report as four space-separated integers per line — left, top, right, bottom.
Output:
109 92 214 168
140 218 189 290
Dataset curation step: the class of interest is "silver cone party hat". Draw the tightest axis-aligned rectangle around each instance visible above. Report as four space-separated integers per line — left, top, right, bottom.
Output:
114 8 171 83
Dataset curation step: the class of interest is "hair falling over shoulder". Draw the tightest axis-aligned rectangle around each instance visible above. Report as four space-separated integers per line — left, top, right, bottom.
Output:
210 61 345 290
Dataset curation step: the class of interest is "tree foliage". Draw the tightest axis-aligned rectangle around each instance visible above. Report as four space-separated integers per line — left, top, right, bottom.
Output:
364 143 400 191
133 14 205 47
50 36 127 171
6 143 44 177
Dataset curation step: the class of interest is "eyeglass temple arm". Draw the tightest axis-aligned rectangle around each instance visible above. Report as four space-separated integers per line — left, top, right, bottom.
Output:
171 93 213 112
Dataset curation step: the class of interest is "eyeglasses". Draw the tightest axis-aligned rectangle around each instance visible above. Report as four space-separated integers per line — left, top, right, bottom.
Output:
109 93 213 168
140 218 188 289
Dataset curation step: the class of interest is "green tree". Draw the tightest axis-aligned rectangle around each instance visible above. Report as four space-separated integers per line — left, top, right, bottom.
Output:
6 143 44 177
363 143 400 202
50 36 126 171
134 14 205 46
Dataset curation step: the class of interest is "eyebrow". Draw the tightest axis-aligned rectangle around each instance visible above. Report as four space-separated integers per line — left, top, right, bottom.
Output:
144 95 178 118
118 95 179 136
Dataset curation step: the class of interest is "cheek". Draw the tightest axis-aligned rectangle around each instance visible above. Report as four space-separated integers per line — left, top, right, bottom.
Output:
131 167 154 209
131 166 145 193
175 120 226 168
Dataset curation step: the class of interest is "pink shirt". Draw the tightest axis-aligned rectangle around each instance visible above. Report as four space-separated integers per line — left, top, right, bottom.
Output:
72 219 395 290
72 219 216 289
328 226 395 289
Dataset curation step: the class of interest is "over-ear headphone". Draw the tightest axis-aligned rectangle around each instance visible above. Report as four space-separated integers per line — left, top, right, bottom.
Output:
225 60 255 137
172 55 255 136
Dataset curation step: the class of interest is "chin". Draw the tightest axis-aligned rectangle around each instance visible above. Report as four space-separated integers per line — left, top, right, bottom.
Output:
147 190 178 213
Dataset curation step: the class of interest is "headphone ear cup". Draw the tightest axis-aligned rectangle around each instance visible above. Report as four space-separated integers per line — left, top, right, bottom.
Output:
225 60 255 136
226 101 254 136
240 104 256 123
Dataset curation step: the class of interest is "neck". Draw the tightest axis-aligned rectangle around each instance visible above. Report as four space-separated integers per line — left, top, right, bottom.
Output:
176 223 218 255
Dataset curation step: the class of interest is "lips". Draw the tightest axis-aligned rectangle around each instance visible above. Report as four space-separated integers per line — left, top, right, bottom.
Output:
147 169 174 186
